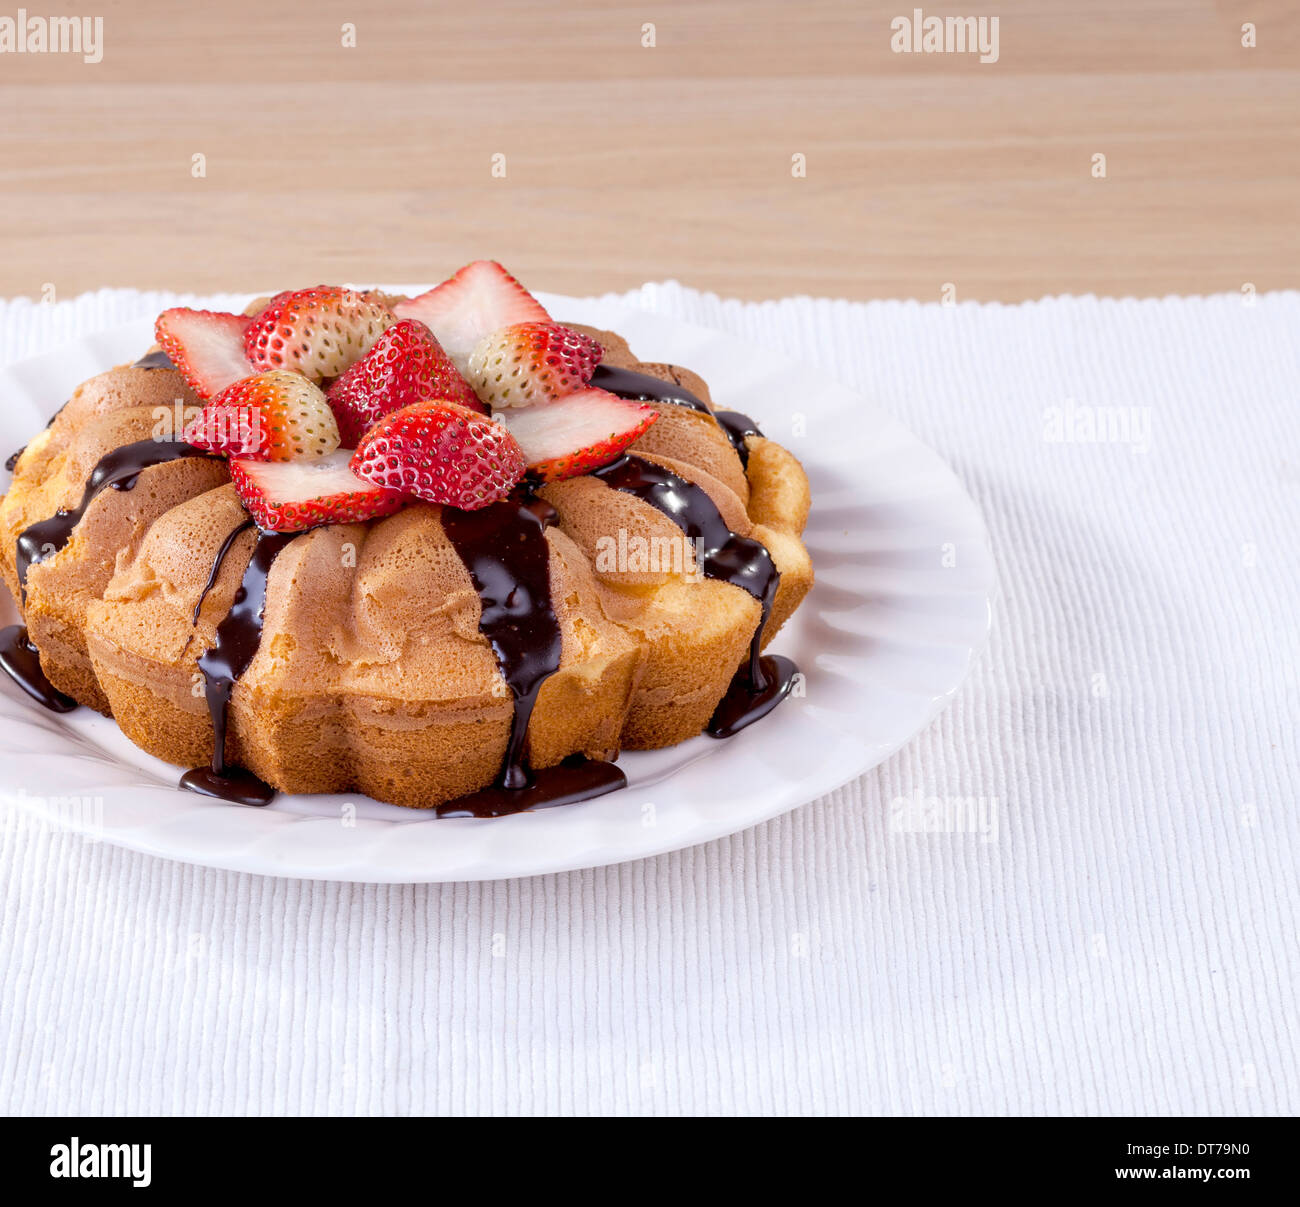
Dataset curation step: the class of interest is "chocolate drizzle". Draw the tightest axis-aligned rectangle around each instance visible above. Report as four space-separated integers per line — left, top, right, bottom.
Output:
591 454 798 736
591 363 711 414
15 437 215 595
439 492 627 817
192 520 255 625
0 625 77 712
179 530 300 807
713 410 762 467
131 349 176 371
593 363 764 464
0 436 215 712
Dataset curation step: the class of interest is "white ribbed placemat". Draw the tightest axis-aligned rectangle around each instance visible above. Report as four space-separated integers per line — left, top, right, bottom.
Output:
0 285 1296 1117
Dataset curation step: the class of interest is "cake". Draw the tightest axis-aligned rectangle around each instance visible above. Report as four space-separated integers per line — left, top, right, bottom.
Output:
0 263 812 815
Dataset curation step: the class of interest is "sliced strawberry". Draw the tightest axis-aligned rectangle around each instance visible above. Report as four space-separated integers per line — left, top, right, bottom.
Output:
494 388 658 481
229 451 404 532
326 319 482 446
244 286 395 381
350 400 525 510
394 261 550 373
466 322 602 409
155 308 254 400
186 371 340 461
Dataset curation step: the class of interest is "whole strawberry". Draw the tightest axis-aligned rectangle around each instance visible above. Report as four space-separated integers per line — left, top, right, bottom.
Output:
244 286 395 381
466 322 602 409
184 370 340 461
350 401 525 509
326 319 482 446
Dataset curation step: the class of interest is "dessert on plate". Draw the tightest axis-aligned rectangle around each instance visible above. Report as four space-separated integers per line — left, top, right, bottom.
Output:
0 263 812 816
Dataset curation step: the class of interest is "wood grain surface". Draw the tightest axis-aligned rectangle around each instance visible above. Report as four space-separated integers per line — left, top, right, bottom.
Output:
0 0 1296 301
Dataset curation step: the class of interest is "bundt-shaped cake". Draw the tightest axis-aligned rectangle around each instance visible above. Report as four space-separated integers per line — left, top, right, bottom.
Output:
0 264 812 814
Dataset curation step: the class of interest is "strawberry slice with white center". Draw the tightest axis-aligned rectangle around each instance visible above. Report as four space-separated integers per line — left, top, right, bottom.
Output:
244 286 396 381
326 319 482 446
185 370 340 461
350 400 525 509
394 261 550 373
229 450 405 532
494 388 658 481
155 308 255 400
466 322 603 409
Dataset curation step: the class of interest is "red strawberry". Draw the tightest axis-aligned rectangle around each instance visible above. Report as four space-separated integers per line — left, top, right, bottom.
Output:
494 388 658 481
466 322 602 409
155 308 254 400
326 319 482 446
394 261 549 373
350 400 525 509
244 286 395 381
185 371 340 461
229 451 404 532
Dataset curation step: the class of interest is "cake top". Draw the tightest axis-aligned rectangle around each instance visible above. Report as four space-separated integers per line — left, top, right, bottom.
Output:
157 261 660 532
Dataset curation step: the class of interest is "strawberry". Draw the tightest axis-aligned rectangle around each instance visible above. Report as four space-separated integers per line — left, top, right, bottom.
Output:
326 319 482 446
155 308 254 400
494 388 658 481
466 322 602 409
394 261 550 373
350 400 525 509
243 286 395 381
229 451 405 532
185 371 340 461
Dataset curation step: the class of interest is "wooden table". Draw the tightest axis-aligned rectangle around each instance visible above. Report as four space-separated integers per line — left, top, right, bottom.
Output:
1 0 1296 302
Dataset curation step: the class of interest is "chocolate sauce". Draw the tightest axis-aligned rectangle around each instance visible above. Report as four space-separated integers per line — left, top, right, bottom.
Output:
441 492 627 815
131 349 176 371
192 520 255 625
0 624 78 711
713 411 763 467
179 530 299 807
706 653 799 737
593 363 764 464
591 363 711 414
590 454 798 736
15 438 215 595
435 754 627 819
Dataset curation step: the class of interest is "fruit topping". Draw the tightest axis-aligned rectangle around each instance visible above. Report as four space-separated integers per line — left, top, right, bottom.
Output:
229 451 404 532
466 322 602 409
243 286 395 381
494 388 657 481
185 371 340 461
326 318 482 446
350 400 525 509
155 308 255 400
394 260 549 373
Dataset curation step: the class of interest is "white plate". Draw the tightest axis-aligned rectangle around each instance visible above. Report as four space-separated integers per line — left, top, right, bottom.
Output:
0 294 995 882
